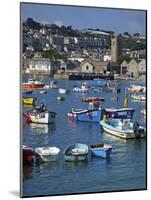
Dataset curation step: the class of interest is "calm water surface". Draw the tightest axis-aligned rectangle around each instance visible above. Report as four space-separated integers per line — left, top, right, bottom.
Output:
22 78 146 197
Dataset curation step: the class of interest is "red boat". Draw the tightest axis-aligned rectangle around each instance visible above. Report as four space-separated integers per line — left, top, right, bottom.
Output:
22 79 45 89
81 97 105 103
23 145 35 164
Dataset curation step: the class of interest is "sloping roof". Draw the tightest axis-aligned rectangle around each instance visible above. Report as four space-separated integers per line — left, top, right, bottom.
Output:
81 29 110 36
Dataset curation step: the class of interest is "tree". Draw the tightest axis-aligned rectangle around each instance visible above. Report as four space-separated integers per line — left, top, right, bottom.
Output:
117 55 131 65
133 33 140 37
32 39 43 52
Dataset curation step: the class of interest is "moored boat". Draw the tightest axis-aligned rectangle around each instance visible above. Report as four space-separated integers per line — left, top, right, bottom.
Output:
128 85 144 93
40 90 47 94
73 81 90 93
102 107 135 119
64 143 89 161
68 100 102 122
131 94 146 101
22 97 35 105
23 145 36 164
89 144 112 158
22 90 33 95
141 108 146 116
35 147 60 162
22 79 45 89
81 97 105 103
58 88 70 94
24 110 56 124
44 81 58 89
57 96 65 101
100 118 145 139
24 103 56 124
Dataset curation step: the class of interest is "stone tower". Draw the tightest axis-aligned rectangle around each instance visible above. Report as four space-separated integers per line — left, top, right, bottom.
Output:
111 36 119 63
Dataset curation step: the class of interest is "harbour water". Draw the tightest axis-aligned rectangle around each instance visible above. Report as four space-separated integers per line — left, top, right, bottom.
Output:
22 78 146 197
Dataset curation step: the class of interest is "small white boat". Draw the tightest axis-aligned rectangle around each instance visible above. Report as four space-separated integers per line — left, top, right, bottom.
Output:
58 88 69 94
57 96 65 101
40 90 47 94
141 108 146 116
128 85 144 93
131 94 146 101
44 81 58 89
24 111 56 124
100 118 145 139
35 147 60 162
73 87 88 93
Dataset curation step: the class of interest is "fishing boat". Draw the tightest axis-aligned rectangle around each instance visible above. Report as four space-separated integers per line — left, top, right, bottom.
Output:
68 100 102 122
131 94 146 101
73 81 90 93
102 108 135 119
24 110 56 124
58 88 70 94
22 97 35 105
89 144 112 158
128 85 144 93
141 108 146 116
64 143 89 161
100 118 145 139
22 90 33 95
44 81 58 89
40 90 47 94
22 78 45 89
35 147 60 162
81 97 105 103
73 87 89 93
23 145 36 164
57 96 65 101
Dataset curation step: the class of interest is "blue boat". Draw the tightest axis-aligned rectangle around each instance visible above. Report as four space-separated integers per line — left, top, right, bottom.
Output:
89 144 112 158
22 90 33 95
100 118 145 139
102 108 135 119
68 100 102 122
64 143 89 161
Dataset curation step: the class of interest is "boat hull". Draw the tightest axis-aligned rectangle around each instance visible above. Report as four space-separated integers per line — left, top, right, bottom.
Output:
90 144 112 158
100 120 145 139
22 84 45 89
77 109 102 122
23 146 35 164
25 111 56 124
64 154 88 161
22 97 35 105
35 147 60 162
103 108 135 119
64 143 89 162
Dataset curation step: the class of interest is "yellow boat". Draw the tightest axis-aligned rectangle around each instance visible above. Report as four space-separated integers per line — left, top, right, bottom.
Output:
22 97 35 105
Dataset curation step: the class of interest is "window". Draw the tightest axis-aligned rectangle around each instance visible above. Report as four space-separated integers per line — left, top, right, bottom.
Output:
86 65 89 71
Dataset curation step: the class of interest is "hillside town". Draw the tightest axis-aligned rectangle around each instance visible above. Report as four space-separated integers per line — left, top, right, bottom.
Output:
22 18 146 80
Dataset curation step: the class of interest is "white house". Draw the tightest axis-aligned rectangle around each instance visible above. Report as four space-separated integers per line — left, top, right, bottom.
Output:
120 60 128 75
81 62 95 73
127 59 139 77
104 55 111 62
26 58 51 74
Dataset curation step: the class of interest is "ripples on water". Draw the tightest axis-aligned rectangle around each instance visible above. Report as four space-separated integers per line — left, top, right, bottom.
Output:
22 79 146 197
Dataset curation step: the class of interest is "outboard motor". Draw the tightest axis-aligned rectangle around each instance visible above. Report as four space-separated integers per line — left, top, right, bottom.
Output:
133 121 141 138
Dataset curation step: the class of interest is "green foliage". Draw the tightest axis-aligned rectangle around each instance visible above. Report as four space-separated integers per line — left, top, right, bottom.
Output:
120 37 146 51
26 18 42 30
117 55 131 65
32 39 43 52
42 49 65 59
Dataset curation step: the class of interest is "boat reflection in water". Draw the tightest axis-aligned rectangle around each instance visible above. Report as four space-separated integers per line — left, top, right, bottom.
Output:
29 123 55 134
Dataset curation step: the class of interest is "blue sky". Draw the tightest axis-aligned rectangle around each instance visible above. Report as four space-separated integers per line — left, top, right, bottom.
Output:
21 3 146 35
